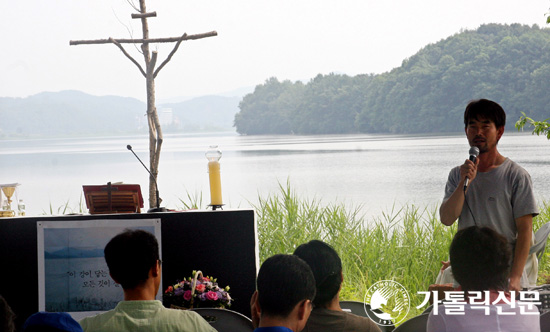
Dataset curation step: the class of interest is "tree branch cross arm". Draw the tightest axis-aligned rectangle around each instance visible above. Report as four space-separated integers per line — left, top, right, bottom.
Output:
69 31 216 79
109 37 147 77
154 33 186 78
153 31 217 78
69 32 217 45
159 31 217 76
131 11 157 19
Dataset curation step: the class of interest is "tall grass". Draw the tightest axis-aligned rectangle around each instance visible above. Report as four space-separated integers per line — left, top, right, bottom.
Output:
44 184 550 320
533 200 550 284
43 194 86 215
177 190 204 210
254 182 550 319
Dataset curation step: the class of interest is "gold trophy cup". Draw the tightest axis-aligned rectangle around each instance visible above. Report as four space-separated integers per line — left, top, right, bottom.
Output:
1 184 18 217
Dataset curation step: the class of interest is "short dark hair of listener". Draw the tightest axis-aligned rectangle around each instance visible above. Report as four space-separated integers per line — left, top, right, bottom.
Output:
257 254 316 318
464 99 506 129
293 240 342 308
0 295 16 332
450 226 511 292
104 229 159 290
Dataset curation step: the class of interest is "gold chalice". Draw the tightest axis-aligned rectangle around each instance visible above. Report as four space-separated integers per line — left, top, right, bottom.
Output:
1 184 19 217
2 186 16 207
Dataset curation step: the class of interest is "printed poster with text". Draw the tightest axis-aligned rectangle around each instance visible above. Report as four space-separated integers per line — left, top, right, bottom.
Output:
37 218 161 319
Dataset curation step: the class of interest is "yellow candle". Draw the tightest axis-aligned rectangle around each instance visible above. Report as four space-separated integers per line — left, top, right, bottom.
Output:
208 161 222 205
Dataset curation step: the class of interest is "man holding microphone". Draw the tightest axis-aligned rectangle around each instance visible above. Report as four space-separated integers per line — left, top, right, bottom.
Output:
439 99 539 292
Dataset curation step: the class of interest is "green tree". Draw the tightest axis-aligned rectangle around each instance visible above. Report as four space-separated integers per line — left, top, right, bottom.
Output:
234 78 302 134
292 73 370 134
513 9 550 141
515 113 550 139
234 24 550 135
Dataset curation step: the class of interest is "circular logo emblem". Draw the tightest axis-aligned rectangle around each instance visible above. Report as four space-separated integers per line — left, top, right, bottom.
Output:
363 280 410 326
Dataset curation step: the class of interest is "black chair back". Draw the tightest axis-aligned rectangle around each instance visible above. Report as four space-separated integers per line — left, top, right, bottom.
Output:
339 300 395 332
540 310 550 332
392 313 429 332
191 308 254 332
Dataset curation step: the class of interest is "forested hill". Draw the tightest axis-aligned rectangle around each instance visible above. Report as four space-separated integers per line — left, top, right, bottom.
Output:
0 91 239 138
234 24 550 135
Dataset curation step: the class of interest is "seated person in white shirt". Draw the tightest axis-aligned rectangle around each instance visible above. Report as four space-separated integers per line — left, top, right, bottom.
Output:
427 226 540 332
79 229 215 332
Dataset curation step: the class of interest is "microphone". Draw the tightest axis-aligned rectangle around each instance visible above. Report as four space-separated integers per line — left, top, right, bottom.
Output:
127 145 166 212
463 146 480 191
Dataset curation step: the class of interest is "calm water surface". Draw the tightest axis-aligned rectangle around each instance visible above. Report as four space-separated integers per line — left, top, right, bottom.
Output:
1 132 549 219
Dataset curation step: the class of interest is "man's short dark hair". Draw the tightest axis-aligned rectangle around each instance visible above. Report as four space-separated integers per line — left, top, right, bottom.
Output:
257 254 316 318
464 99 506 129
104 229 159 289
293 240 342 308
450 226 511 292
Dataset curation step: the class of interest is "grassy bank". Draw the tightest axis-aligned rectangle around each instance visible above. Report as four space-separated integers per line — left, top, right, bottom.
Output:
255 182 550 319
47 183 550 320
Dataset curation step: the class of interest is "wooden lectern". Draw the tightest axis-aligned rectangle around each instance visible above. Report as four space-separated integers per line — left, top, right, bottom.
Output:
83 183 144 214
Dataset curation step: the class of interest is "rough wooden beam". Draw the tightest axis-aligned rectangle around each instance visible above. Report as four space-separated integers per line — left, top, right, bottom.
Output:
154 33 186 78
70 31 217 46
109 38 147 77
131 11 157 19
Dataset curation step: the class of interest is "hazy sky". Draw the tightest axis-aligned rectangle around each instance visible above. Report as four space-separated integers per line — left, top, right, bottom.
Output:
1 0 548 101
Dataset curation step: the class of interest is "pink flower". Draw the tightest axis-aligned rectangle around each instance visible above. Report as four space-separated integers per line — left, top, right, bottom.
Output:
206 291 218 301
165 286 173 293
195 284 206 293
183 290 192 301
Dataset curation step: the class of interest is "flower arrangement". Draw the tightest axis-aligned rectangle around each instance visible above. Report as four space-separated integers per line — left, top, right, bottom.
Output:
163 270 232 309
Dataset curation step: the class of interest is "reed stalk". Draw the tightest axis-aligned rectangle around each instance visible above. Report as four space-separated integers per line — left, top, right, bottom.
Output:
254 182 550 319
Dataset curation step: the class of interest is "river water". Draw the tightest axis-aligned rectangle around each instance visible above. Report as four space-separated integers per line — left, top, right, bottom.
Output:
1 132 549 219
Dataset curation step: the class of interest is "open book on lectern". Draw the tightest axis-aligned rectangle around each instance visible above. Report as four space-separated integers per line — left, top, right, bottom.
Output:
83 183 144 214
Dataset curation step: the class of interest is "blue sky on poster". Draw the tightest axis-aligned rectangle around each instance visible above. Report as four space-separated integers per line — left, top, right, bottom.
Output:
41 220 160 250
43 227 132 250
1 0 548 102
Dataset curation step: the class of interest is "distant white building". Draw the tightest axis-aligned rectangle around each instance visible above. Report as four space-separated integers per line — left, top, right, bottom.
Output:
135 114 146 130
158 108 174 126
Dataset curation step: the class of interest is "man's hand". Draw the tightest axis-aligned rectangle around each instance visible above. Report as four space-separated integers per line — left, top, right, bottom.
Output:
460 158 479 188
440 260 451 273
508 214 533 293
440 158 479 226
509 276 521 293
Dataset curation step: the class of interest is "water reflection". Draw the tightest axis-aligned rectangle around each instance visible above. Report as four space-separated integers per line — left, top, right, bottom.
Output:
1 132 548 218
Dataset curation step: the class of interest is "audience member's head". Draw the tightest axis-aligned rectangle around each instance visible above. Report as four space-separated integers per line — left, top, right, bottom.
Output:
0 295 15 332
464 99 506 129
253 254 316 331
293 240 342 308
22 312 83 332
104 229 160 290
450 226 511 292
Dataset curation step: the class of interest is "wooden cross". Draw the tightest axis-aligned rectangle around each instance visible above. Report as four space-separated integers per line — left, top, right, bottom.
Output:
70 0 217 209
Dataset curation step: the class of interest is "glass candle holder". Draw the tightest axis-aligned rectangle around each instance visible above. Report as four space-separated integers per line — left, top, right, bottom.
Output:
205 145 223 207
